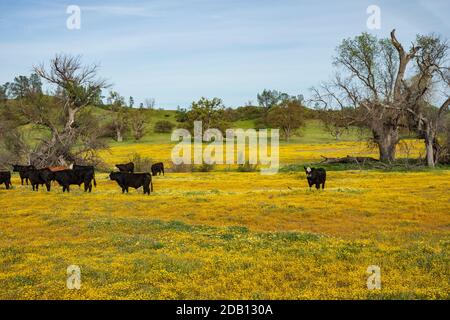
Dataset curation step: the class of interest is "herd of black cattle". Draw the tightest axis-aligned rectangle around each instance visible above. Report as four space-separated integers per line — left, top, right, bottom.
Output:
0 162 328 194
0 161 165 195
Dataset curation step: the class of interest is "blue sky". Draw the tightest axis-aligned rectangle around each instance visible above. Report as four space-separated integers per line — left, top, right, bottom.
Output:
0 0 449 109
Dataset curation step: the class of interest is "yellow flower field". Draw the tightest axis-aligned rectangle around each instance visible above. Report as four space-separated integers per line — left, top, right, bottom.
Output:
0 168 449 299
100 139 425 168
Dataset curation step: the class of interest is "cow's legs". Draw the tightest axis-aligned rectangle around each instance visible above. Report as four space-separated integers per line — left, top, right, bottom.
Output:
322 182 325 189
315 183 320 190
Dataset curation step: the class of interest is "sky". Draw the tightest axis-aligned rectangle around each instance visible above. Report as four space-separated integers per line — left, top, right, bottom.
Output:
0 0 449 109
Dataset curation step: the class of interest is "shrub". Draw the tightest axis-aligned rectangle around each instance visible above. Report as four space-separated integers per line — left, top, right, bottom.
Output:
169 162 194 173
237 161 259 172
194 163 215 172
129 153 153 172
154 120 175 133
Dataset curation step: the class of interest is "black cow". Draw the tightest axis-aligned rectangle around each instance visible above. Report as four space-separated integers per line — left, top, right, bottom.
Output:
12 164 36 185
151 162 164 176
72 164 97 191
115 162 134 173
53 168 96 193
28 168 54 191
0 171 12 190
52 170 82 193
109 172 153 195
304 167 326 190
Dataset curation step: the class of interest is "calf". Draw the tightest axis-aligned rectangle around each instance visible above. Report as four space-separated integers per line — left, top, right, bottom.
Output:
109 172 153 195
0 171 12 190
151 162 164 176
304 167 326 190
12 164 36 185
28 168 54 191
115 162 134 173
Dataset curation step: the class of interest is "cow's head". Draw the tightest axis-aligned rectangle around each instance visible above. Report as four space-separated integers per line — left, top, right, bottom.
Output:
304 166 313 178
109 172 121 181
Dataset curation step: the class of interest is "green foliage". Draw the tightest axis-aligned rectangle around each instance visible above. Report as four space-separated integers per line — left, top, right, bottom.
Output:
266 100 305 141
184 97 230 134
194 163 215 172
129 153 153 172
236 161 259 172
154 120 175 133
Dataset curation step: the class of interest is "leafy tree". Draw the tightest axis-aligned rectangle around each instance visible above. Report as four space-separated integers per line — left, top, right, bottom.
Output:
175 106 188 122
266 100 304 141
129 96 134 108
9 73 42 99
185 97 229 134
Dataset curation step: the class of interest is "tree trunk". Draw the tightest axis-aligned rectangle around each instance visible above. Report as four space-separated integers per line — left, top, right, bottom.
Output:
424 125 438 167
116 129 123 142
374 127 398 163
425 137 435 167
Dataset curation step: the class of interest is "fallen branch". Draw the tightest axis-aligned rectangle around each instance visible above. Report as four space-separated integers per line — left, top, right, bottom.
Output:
319 155 379 164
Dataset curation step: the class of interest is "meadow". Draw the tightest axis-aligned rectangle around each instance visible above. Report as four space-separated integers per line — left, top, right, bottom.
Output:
0 145 449 299
1 114 449 299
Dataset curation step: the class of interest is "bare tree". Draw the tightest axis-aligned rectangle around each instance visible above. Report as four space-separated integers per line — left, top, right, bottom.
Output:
145 98 155 109
400 34 450 166
311 30 422 162
13 54 109 166
317 108 356 140
130 109 147 141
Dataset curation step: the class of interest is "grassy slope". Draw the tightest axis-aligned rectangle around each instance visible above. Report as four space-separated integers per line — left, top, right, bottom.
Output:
92 107 369 146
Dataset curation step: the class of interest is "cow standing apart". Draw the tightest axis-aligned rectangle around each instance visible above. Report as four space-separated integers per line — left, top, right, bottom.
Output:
28 168 54 191
151 162 164 176
109 172 153 195
115 162 134 173
304 167 326 190
0 171 12 190
12 165 36 185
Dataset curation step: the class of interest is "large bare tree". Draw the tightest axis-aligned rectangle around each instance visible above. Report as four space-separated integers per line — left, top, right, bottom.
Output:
17 54 109 166
400 35 450 166
311 30 422 162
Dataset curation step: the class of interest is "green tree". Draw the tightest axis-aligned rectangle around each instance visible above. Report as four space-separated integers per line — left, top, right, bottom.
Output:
129 96 134 108
266 100 304 141
185 97 229 134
